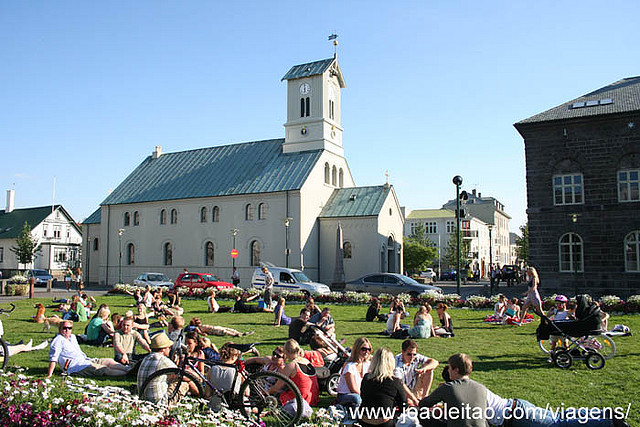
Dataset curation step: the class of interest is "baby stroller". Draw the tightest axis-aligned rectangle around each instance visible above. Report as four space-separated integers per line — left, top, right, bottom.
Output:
536 295 610 370
307 324 350 395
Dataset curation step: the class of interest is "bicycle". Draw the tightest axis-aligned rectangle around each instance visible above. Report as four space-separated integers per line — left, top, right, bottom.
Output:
139 342 304 427
0 304 16 370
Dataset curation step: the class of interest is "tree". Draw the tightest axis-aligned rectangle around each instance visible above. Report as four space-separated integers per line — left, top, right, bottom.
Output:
403 223 438 272
515 222 529 264
443 227 470 269
10 222 41 266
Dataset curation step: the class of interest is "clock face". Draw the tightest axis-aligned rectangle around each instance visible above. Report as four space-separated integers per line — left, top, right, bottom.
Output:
299 83 311 95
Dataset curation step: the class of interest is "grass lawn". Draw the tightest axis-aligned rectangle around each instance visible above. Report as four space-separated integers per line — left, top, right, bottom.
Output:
2 294 639 424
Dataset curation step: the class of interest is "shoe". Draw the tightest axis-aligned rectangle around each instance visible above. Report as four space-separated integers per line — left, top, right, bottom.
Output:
25 339 33 350
16 340 24 345
33 340 49 351
547 357 553 363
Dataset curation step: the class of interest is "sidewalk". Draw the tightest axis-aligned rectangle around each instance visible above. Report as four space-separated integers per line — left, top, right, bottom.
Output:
436 279 527 299
0 281 112 304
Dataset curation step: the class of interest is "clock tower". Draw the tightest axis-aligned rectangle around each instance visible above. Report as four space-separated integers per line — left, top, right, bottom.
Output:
281 56 346 156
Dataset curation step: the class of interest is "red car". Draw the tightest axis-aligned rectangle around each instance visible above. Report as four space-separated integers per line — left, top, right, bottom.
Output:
173 273 235 290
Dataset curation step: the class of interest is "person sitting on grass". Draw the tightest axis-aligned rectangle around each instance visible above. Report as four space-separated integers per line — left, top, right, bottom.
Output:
366 297 388 322
233 292 270 313
503 298 521 324
393 339 438 406
113 317 151 365
85 305 115 346
433 303 454 337
274 296 292 327
245 346 287 373
309 307 336 337
189 317 255 337
47 320 129 378
289 308 313 345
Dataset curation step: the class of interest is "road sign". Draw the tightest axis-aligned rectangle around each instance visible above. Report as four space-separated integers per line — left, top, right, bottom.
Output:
230 249 239 259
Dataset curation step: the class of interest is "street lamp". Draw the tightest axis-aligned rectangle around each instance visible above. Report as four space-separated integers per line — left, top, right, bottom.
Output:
488 224 493 297
452 175 463 295
118 228 125 284
231 229 238 269
284 218 293 268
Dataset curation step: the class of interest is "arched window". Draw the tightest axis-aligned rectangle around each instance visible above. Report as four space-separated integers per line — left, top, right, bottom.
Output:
163 242 173 266
559 233 583 272
324 163 330 184
305 97 310 117
300 98 305 118
258 203 267 220
245 204 254 221
133 211 140 226
332 166 337 186
170 209 178 224
343 241 352 259
93 238 99 251
205 241 214 266
123 212 130 227
625 231 640 272
126 243 135 265
160 209 167 225
212 206 220 222
250 240 261 266
339 168 344 188
200 207 208 223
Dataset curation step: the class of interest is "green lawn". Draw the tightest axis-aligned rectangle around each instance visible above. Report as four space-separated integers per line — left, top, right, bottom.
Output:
2 295 639 424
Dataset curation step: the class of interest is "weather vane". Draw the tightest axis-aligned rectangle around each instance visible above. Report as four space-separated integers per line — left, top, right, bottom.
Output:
328 33 338 56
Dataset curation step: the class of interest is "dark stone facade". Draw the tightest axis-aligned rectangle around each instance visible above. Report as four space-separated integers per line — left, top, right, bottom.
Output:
515 113 640 297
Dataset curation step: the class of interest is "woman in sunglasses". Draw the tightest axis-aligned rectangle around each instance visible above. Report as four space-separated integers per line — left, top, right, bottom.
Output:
336 337 373 411
245 346 287 373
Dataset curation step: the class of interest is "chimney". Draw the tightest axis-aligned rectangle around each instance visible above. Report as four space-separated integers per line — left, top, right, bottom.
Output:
6 189 15 213
152 146 162 159
472 189 476 197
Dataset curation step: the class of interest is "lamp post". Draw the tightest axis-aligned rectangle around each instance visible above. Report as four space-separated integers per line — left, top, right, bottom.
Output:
231 229 238 269
453 175 463 295
284 218 293 268
118 228 125 284
488 224 493 297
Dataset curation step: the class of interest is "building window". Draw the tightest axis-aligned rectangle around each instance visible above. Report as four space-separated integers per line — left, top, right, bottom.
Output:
54 248 68 263
300 98 305 117
258 203 267 220
250 240 261 266
0 247 3 263
344 241 352 259
339 168 344 188
559 233 583 272
618 170 640 202
124 212 130 226
332 166 337 186
553 174 584 205
200 207 208 223
446 221 455 233
170 209 178 224
133 211 140 226
43 226 48 237
212 206 220 222
205 241 214 266
54 226 61 239
93 238 99 251
160 209 167 225
126 243 135 265
324 163 330 184
625 231 640 272
305 97 310 117
329 99 335 120
245 204 254 221
426 221 437 234
163 242 173 266
410 222 419 235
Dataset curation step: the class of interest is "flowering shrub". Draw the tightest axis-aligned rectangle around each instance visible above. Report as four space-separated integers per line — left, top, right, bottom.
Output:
599 294 626 313
465 295 492 309
9 275 28 284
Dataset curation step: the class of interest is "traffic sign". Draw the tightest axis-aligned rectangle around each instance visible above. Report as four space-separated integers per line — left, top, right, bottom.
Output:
230 249 239 259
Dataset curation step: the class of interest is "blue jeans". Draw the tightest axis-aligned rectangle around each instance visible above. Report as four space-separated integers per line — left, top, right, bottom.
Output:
337 392 362 408
510 399 613 427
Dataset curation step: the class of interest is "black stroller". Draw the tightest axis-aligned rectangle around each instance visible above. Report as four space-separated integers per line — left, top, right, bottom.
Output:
536 295 609 370
307 324 350 395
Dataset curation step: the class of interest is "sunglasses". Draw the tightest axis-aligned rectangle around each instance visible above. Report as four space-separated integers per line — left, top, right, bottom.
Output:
272 352 284 359
360 347 372 352
61 326 73 330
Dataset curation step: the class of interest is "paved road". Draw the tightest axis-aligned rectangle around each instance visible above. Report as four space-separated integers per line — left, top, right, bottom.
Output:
0 281 113 304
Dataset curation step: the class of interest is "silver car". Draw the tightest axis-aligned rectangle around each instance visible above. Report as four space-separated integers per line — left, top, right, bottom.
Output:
345 273 442 296
133 272 173 288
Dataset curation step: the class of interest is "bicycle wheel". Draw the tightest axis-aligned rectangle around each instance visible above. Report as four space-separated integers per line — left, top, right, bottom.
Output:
586 335 616 360
0 338 9 370
139 368 204 406
237 370 303 427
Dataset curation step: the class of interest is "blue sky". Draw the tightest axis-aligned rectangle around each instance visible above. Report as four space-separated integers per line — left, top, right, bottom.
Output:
2 1 639 231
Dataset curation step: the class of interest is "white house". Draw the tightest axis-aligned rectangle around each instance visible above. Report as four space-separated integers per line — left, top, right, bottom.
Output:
82 55 404 287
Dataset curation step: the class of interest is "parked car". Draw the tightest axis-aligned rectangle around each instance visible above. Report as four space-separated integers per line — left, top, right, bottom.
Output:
133 272 173 288
419 269 437 282
173 273 235 290
345 273 442 297
500 265 520 286
440 269 457 281
25 269 54 287
251 266 331 296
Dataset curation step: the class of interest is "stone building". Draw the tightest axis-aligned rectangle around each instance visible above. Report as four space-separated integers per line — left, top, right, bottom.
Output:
515 77 640 296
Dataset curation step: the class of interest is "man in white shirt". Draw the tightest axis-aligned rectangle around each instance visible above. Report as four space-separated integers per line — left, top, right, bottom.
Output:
394 339 439 406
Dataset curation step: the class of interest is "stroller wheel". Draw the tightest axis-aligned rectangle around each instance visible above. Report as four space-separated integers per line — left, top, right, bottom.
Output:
326 373 340 396
553 350 573 369
584 351 605 370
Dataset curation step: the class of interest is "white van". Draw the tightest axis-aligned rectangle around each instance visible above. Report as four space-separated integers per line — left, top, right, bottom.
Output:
251 265 331 296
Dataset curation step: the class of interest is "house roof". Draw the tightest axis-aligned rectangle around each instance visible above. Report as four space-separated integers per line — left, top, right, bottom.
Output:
281 57 346 88
320 185 391 218
83 208 101 225
516 76 640 125
406 209 455 220
0 205 76 239
101 139 323 206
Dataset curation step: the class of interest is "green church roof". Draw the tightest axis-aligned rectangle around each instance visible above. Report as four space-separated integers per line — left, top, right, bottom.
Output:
101 139 323 206
320 185 391 218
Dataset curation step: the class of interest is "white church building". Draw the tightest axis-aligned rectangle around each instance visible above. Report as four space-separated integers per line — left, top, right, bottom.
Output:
82 55 404 287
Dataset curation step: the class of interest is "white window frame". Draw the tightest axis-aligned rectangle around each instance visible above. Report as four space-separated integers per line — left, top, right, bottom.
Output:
553 173 584 205
559 232 584 272
625 231 640 272
446 220 455 233
618 169 640 202
426 221 437 234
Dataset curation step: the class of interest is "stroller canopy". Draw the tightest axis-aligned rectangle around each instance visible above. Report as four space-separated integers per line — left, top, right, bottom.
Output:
536 295 603 340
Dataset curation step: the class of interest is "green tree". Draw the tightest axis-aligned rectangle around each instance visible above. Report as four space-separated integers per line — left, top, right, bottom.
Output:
443 227 470 269
515 222 529 264
10 222 41 265
403 223 438 272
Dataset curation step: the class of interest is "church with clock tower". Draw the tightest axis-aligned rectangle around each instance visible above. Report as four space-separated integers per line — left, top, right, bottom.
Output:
82 55 404 288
